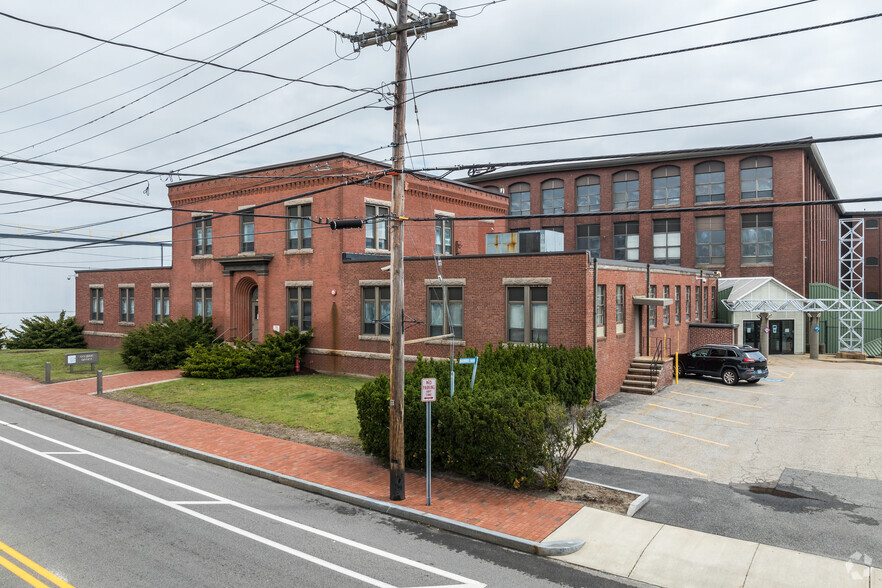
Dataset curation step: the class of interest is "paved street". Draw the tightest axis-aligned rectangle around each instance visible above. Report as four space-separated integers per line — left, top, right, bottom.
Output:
573 355 882 563
0 403 637 588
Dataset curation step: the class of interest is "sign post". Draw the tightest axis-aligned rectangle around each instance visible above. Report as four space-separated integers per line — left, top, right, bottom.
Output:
421 378 437 506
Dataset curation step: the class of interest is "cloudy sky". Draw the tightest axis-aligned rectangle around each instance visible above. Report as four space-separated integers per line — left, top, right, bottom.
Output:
0 0 880 329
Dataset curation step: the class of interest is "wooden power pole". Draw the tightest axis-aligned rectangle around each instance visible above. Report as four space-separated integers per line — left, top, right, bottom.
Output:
344 3 457 501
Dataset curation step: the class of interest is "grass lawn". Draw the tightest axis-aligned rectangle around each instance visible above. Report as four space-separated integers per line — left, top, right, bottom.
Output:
119 374 369 438
0 348 128 382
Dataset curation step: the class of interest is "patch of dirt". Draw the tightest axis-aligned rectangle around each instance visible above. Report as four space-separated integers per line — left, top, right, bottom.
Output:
103 390 638 514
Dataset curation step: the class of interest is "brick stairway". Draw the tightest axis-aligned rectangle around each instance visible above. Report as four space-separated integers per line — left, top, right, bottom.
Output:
619 356 662 395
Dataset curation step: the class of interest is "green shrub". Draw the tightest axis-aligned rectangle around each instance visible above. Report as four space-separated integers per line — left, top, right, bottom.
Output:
6 312 85 349
355 345 601 489
180 327 313 379
0 325 7 349
121 317 218 371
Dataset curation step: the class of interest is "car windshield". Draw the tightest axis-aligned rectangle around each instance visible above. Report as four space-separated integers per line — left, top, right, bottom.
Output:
745 351 765 361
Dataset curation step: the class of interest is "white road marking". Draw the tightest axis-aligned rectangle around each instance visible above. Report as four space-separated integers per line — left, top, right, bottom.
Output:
0 420 485 588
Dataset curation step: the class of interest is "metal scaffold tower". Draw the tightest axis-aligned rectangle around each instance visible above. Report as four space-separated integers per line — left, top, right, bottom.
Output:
838 218 865 353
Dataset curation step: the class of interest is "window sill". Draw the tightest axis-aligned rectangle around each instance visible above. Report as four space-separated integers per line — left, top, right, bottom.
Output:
740 262 774 267
191 254 213 260
616 332 627 338
359 334 390 342
364 248 390 255
652 203 681 209
238 251 256 257
740 196 774 202
89 320 104 325
425 339 465 347
284 248 313 256
118 322 135 327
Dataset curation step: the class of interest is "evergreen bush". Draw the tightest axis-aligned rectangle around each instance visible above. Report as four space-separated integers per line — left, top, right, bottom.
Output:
121 317 218 371
180 327 313 378
6 312 86 349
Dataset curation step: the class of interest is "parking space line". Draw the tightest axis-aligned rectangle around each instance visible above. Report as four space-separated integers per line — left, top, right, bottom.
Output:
695 383 775 396
620 419 729 447
649 404 749 426
671 391 762 409
591 441 708 477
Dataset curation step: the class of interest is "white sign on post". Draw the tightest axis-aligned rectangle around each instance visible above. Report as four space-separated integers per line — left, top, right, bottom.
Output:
421 378 437 402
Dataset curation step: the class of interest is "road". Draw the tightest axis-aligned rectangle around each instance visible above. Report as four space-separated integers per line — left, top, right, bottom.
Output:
0 403 640 588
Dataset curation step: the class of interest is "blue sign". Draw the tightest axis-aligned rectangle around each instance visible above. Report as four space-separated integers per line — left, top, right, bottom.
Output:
458 357 477 364
814 325 821 333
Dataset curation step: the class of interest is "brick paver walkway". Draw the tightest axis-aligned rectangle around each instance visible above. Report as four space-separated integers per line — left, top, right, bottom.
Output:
0 371 580 543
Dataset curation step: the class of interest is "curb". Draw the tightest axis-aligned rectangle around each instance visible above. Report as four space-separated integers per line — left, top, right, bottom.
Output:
0 392 584 557
565 476 650 517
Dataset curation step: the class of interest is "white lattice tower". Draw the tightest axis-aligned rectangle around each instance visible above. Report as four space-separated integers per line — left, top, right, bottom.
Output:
838 218 865 353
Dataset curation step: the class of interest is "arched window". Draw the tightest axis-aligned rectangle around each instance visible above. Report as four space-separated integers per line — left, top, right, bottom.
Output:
613 170 639 210
695 161 725 203
483 185 501 193
575 175 600 213
541 179 564 215
509 182 531 216
740 156 773 199
652 166 680 207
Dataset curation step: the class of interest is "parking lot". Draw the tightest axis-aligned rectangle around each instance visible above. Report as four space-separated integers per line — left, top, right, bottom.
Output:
580 355 882 486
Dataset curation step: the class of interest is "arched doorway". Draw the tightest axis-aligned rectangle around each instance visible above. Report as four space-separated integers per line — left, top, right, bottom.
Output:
233 276 258 341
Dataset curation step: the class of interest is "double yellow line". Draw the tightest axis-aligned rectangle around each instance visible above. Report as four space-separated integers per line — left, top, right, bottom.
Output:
0 540 74 588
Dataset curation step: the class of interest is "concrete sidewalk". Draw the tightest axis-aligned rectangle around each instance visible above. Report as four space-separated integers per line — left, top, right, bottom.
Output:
0 370 878 587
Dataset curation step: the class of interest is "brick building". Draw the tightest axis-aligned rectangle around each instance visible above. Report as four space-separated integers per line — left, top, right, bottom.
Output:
464 138 863 297
74 153 718 400
853 213 881 301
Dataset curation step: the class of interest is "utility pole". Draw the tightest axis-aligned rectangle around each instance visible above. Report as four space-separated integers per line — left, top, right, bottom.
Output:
344 3 458 501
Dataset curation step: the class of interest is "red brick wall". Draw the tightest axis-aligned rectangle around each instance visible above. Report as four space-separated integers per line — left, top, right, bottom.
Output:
858 215 882 298
688 324 737 350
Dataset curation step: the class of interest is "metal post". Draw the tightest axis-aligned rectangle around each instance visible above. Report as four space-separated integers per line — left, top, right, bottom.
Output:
44 362 51 384
759 312 770 358
97 370 103 395
426 401 432 506
809 312 821 359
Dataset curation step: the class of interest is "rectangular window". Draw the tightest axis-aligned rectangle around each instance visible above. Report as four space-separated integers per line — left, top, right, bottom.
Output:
704 286 710 318
615 285 625 334
595 285 606 331
152 287 169 322
119 287 134 323
287 287 312 331
649 285 657 328
365 204 389 250
576 224 600 258
740 158 773 199
428 286 463 339
613 221 639 261
685 286 692 322
193 216 212 256
541 181 564 215
193 287 212 318
696 285 702 321
695 161 726 203
576 176 600 212
662 286 670 325
362 285 390 336
435 216 453 255
652 218 681 265
507 286 548 344
286 203 312 250
240 211 255 253
711 286 716 320
741 213 773 264
675 286 681 323
90 287 104 321
695 216 726 266
613 172 639 210
652 167 680 207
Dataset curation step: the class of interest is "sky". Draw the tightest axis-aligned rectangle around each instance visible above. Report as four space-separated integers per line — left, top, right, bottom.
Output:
0 0 881 330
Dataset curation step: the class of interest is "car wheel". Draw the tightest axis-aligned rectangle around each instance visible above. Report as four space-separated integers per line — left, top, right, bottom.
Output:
747 379 760 384
677 362 686 377
721 368 738 386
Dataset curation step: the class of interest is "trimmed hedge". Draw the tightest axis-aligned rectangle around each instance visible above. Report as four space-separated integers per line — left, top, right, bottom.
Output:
354 344 602 488
181 327 313 379
121 317 218 371
6 312 85 350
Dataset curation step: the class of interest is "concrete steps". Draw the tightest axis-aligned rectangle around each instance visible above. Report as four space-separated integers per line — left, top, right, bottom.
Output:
619 357 663 395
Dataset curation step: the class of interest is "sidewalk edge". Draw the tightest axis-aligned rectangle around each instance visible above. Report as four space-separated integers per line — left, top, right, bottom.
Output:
0 393 584 557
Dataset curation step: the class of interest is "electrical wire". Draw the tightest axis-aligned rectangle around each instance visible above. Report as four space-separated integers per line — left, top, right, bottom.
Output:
0 9 371 93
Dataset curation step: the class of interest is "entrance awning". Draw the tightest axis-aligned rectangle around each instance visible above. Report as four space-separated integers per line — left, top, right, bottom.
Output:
632 296 673 307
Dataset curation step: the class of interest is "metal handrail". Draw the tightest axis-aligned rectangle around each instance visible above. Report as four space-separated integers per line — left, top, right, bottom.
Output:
212 327 237 343
650 338 664 388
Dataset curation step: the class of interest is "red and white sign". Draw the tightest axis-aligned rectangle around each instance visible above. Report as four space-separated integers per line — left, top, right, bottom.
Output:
421 378 437 402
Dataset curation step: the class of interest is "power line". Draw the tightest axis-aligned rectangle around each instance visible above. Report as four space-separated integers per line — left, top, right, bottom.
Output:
0 9 371 94
411 0 816 82
409 12 882 101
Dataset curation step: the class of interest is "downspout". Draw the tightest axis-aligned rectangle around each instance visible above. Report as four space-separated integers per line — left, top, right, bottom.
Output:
645 263 651 357
592 256 598 402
